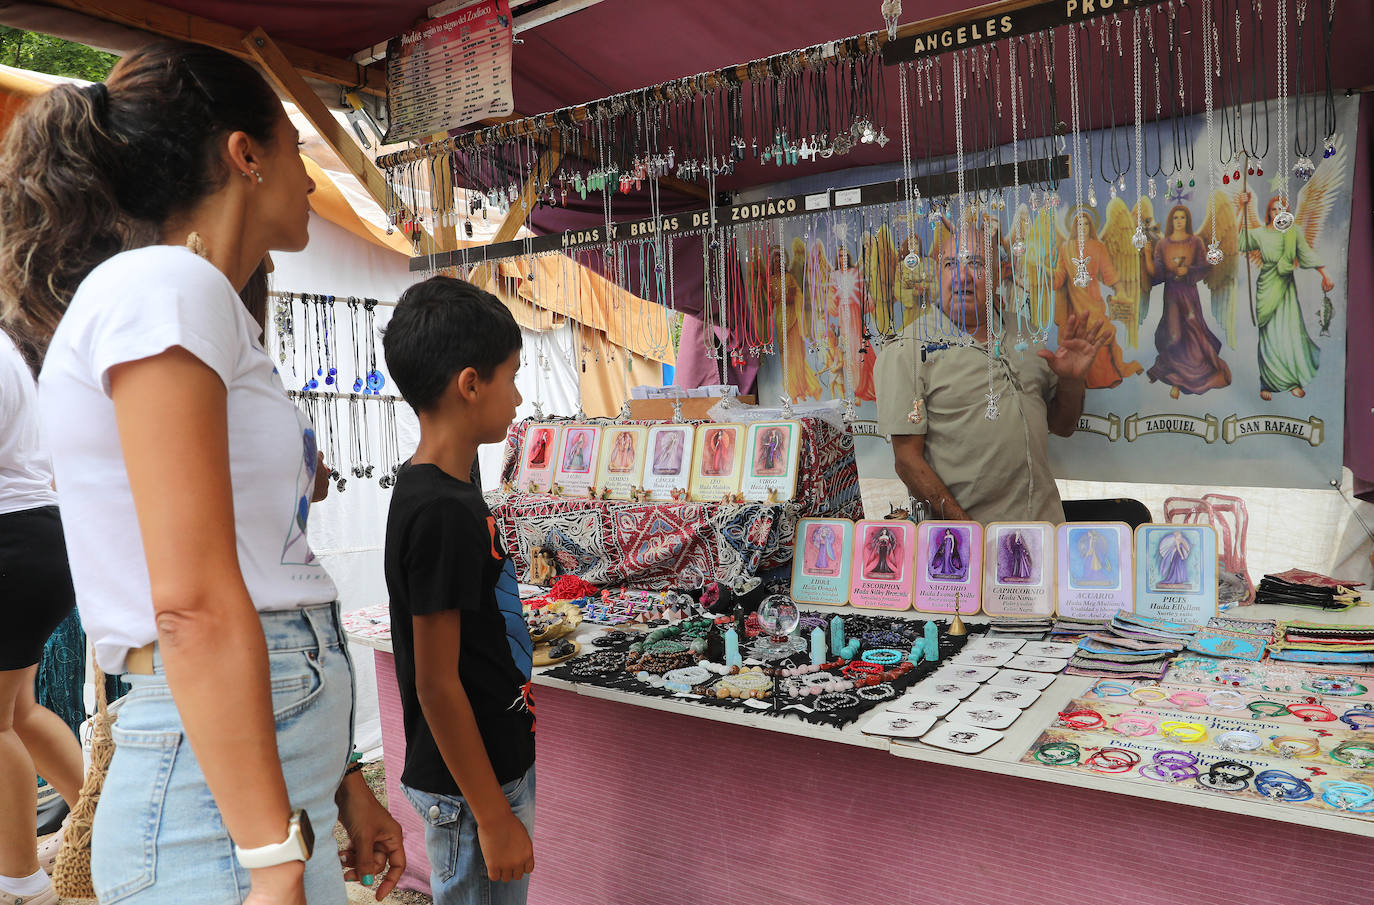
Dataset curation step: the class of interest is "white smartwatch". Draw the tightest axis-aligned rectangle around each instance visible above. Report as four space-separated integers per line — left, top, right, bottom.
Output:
234 809 315 869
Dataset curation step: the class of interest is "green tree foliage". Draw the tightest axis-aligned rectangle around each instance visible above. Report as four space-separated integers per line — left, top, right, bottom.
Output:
0 28 117 81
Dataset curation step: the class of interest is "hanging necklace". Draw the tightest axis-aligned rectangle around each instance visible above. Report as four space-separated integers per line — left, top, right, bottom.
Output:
1130 10 1147 252
1273 0 1295 231
1067 25 1091 289
776 220 794 416
1204 0 1224 266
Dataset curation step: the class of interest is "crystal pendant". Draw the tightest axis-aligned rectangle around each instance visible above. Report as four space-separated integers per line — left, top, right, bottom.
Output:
875 129 890 148
957 247 973 265
1011 238 1026 257
1029 190 1040 210
1131 227 1148 251
1205 241 1224 266
1273 208 1295 232
904 251 920 271
985 390 1001 421
1072 258 1092 288
1147 177 1156 198
1324 136 1336 159
1088 187 1098 207
927 208 941 225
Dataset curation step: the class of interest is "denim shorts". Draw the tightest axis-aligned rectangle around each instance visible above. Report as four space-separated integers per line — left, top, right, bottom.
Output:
402 766 535 905
91 602 354 905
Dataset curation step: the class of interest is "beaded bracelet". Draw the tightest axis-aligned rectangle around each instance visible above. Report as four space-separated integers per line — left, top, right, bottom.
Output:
1057 709 1106 731
1304 676 1368 697
1111 714 1158 738
813 691 860 712
1320 781 1374 812
1254 770 1314 802
1330 741 1374 769
861 648 903 665
1092 680 1133 697
1247 700 1289 719
1204 689 1247 711
1269 735 1321 759
842 660 885 678
856 683 897 701
1167 690 1208 709
1287 702 1338 723
1034 741 1081 766
1215 730 1264 754
1159 721 1208 744
1084 747 1140 774
1128 686 1168 704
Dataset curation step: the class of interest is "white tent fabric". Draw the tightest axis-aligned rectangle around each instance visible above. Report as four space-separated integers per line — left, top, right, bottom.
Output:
270 214 582 756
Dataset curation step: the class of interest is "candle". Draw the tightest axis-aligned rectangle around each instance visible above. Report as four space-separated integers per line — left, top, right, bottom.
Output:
923 621 939 662
725 627 741 667
810 627 826 666
830 616 844 654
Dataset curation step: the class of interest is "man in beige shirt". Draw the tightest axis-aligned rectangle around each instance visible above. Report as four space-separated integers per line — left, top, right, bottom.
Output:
875 226 1109 523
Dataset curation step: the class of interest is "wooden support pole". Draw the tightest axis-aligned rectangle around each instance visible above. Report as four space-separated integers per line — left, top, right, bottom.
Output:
243 28 434 252
37 0 386 95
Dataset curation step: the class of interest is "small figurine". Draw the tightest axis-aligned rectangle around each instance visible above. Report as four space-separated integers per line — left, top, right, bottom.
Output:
587 486 599 500
669 487 687 502
598 486 613 500
529 544 559 586
501 480 515 494
527 479 540 493
764 488 779 505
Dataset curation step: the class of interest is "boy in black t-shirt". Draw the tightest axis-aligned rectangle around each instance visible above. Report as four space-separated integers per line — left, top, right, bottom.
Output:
382 277 535 905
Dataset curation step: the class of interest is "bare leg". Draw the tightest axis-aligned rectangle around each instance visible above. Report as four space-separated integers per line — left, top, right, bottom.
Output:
13 673 83 808
0 666 40 879
1260 389 1272 401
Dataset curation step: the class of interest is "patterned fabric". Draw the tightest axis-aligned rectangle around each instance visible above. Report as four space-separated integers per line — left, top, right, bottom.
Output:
36 610 85 735
492 417 862 589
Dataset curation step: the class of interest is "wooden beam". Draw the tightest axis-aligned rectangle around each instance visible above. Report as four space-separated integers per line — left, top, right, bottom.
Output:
243 28 432 251
37 0 386 95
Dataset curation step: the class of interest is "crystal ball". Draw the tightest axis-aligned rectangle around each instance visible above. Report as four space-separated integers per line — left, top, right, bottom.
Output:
757 595 800 637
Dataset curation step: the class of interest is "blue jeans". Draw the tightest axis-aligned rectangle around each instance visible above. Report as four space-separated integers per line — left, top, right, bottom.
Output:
402 767 536 905
91 602 354 904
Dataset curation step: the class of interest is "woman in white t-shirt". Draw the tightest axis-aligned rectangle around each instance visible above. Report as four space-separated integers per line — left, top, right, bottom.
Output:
0 330 85 905
0 43 402 905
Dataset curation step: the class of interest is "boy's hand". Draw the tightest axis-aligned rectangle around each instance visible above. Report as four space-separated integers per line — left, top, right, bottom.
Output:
476 809 534 883
336 771 407 899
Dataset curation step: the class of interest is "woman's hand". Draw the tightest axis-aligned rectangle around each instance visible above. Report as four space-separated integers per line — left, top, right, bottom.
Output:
336 771 407 900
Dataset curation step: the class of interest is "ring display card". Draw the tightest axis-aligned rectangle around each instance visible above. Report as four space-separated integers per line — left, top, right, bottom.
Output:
689 423 746 502
643 424 696 502
553 425 602 498
740 421 801 503
914 521 983 614
790 518 854 607
948 701 1021 730
860 711 937 739
517 423 561 493
848 520 916 611
982 522 1056 618
1134 523 1219 625
911 679 979 700
952 649 1015 668
1055 522 1134 620
919 722 1003 754
987 669 1057 691
594 425 648 500
969 685 1041 709
886 696 959 718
